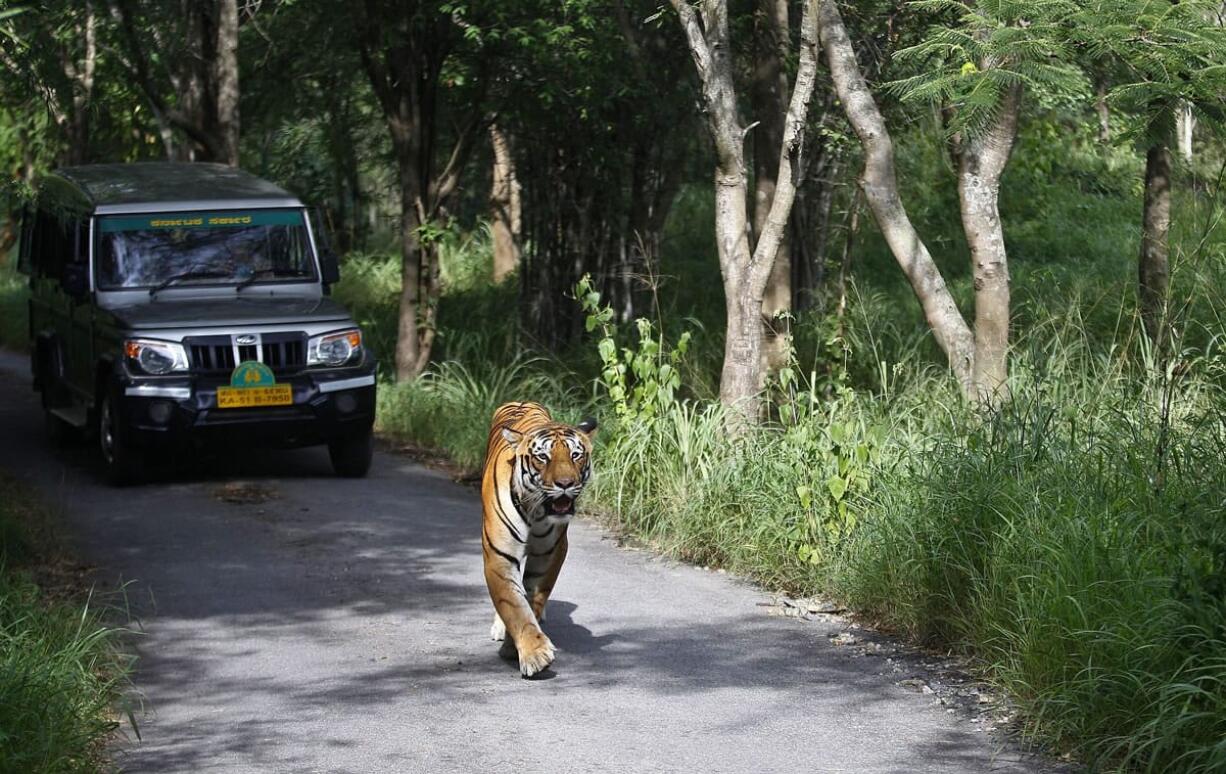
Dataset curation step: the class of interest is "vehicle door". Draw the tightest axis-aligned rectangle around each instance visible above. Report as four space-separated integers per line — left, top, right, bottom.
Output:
64 217 94 400
28 206 90 405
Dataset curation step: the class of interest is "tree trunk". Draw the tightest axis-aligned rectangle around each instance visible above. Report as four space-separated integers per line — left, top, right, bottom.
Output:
1139 143 1172 352
63 0 96 164
957 83 1021 403
489 123 521 284
355 2 486 380
673 0 819 428
394 178 427 381
752 0 792 378
112 0 240 163
835 187 862 327
214 0 241 166
817 0 976 395
1177 102 1194 163
1095 76 1110 143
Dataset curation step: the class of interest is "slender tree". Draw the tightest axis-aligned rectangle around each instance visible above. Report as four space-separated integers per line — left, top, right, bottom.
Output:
351 0 493 381
671 0 821 426
817 0 975 392
1070 0 1226 353
489 123 520 284
820 0 1079 402
110 0 243 165
752 0 795 377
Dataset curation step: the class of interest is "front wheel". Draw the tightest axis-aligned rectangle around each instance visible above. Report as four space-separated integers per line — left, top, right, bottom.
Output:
98 389 143 486
328 427 373 478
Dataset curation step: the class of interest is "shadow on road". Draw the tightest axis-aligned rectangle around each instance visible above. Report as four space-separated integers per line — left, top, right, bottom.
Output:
0 361 1050 773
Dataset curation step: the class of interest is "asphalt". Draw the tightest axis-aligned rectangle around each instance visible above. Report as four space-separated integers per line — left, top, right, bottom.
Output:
0 350 1056 773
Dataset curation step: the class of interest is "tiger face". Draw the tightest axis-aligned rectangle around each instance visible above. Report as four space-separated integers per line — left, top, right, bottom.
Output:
502 419 596 523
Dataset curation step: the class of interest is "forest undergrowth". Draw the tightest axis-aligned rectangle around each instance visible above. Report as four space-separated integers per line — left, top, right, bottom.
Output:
0 475 130 774
349 132 1226 772
0 127 1223 770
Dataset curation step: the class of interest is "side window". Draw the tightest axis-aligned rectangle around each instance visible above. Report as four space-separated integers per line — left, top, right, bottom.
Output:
33 209 70 280
71 218 88 266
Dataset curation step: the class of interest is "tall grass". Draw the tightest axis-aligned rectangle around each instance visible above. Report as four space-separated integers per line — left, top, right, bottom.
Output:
377 357 584 471
824 346 1226 769
0 476 128 773
368 122 1226 770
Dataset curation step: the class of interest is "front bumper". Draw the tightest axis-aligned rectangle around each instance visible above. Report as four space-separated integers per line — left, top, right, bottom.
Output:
116 360 377 449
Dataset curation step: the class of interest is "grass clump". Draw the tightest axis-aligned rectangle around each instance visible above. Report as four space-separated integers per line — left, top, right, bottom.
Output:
0 475 128 773
0 258 27 352
368 122 1226 770
828 354 1226 770
377 358 580 472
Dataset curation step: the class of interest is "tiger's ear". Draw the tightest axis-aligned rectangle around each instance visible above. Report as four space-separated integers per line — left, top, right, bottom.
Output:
501 427 523 446
576 417 598 438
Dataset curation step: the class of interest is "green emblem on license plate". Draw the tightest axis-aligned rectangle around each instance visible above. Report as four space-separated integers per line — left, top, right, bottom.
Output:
218 361 291 409
230 360 276 388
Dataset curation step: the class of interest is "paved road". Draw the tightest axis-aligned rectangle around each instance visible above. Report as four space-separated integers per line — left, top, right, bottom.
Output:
0 352 1052 773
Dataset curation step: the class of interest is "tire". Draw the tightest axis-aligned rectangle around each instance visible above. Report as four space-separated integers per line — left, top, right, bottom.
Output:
98 388 143 486
328 427 373 478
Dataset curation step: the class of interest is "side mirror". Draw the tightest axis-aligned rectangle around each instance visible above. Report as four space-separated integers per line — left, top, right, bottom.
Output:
320 249 340 285
62 263 89 299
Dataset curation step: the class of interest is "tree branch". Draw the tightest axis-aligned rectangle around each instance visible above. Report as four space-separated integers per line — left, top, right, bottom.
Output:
749 0 819 297
817 0 975 389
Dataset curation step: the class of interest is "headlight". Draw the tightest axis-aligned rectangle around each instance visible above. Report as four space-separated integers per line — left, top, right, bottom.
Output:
307 329 362 367
124 338 189 375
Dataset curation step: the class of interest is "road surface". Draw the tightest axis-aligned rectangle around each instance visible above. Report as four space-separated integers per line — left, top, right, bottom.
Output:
0 352 1053 773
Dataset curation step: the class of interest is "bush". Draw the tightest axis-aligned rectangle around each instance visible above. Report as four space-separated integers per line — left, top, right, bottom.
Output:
0 477 128 773
377 357 580 472
371 119 1226 770
829 355 1226 770
0 259 27 352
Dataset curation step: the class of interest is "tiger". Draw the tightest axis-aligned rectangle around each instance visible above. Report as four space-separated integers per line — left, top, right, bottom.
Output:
482 401 597 677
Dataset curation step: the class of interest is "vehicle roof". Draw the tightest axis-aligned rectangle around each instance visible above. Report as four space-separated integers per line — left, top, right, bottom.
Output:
48 163 302 215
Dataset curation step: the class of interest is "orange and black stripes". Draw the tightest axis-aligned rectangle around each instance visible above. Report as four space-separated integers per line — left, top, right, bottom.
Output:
480 401 596 677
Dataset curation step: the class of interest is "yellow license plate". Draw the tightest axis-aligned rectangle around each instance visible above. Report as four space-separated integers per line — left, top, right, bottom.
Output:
216 384 293 409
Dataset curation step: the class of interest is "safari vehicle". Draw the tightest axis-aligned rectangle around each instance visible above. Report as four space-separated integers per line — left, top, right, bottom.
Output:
17 163 377 484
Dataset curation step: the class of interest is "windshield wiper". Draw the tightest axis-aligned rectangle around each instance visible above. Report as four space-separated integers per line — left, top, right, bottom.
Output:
148 267 232 297
234 268 310 292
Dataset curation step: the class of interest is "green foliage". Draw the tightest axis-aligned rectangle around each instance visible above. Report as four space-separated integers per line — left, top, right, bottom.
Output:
576 273 691 424
828 350 1226 770
0 255 27 352
588 399 874 588
377 357 578 472
890 0 1088 137
1068 0 1226 146
0 477 128 774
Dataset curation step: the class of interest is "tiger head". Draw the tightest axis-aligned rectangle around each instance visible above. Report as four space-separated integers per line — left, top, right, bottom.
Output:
502 417 598 522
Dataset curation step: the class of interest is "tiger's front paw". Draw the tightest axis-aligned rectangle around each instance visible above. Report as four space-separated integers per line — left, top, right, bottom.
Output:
517 631 556 678
490 614 506 641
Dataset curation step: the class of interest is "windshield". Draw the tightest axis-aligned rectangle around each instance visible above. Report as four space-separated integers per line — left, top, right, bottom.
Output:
96 209 317 290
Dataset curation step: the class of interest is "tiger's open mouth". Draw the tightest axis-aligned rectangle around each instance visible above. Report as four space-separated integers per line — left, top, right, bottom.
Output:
548 496 575 515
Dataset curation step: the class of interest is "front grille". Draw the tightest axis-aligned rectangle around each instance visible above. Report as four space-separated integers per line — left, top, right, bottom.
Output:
185 333 307 374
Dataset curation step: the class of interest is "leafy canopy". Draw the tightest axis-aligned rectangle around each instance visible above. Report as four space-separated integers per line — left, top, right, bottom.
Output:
887 0 1087 138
